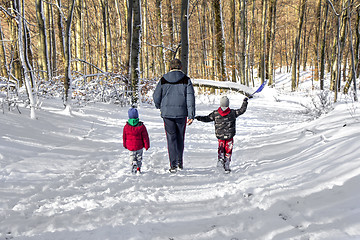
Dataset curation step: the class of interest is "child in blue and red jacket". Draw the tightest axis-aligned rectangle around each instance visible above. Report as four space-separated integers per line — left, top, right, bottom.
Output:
123 108 150 173
195 96 248 172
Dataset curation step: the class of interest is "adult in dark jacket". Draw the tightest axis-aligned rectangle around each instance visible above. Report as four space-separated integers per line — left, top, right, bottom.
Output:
153 59 195 173
195 96 248 172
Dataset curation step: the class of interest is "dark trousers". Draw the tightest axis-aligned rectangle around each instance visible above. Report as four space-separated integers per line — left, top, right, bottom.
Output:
163 117 187 168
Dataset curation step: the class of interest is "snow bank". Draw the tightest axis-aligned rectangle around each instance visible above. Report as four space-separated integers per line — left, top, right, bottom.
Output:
1 79 360 240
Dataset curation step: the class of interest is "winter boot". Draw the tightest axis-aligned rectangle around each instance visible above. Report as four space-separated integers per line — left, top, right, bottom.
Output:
169 166 177 173
177 163 183 170
132 161 138 174
217 159 225 168
224 160 231 173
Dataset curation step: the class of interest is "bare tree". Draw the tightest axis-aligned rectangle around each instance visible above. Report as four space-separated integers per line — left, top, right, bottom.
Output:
229 0 236 82
0 19 8 79
313 0 322 82
130 0 142 104
74 0 83 72
36 0 51 80
17 0 36 118
328 0 347 102
267 0 277 85
343 0 358 101
260 0 267 83
320 1 329 90
213 0 226 81
125 0 133 77
291 0 306 91
239 0 246 84
180 0 189 75
155 0 165 74
63 0 76 109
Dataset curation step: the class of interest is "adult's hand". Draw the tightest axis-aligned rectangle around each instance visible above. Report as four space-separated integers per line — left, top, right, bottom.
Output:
187 119 194 126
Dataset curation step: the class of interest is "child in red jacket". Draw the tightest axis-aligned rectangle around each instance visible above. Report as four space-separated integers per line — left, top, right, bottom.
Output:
123 107 150 174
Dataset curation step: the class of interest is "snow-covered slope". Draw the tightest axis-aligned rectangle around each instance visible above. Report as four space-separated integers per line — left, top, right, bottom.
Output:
1 81 360 239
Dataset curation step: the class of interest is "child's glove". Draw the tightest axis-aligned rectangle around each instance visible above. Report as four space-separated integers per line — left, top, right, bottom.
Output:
244 97 249 102
195 116 200 120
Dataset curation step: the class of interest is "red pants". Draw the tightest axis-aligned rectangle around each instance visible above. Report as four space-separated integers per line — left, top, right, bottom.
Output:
218 138 233 162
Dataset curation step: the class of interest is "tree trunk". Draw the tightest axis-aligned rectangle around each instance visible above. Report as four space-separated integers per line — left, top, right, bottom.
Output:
125 0 133 76
75 0 83 72
197 1 207 78
166 0 174 64
100 0 112 72
10 1 22 85
57 0 66 65
17 0 36 119
180 0 189 75
239 0 246 84
36 0 51 80
0 19 8 79
248 0 255 87
320 1 329 90
291 0 306 91
49 3 57 73
130 0 142 104
260 0 267 83
329 0 348 94
314 0 322 82
267 0 277 86
155 0 165 74
213 0 226 81
343 0 358 101
229 0 236 82
64 0 76 109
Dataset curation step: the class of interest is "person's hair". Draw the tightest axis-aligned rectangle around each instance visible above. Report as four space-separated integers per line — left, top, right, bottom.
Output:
169 59 182 70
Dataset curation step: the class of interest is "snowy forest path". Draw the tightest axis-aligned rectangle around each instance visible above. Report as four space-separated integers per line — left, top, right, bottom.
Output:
1 93 360 239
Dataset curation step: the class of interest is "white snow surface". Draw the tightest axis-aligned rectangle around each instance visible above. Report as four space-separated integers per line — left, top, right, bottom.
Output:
1 75 360 240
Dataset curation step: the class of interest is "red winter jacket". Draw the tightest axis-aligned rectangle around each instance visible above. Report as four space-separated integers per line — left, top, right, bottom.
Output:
123 122 150 151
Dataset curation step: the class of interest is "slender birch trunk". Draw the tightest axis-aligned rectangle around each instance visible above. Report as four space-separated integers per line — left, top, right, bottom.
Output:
17 0 36 119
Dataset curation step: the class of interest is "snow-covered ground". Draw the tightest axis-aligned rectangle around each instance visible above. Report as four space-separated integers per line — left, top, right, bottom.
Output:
1 74 360 240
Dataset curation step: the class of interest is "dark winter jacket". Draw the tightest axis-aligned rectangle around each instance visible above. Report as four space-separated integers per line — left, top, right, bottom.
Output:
153 70 195 119
123 121 150 151
196 100 248 140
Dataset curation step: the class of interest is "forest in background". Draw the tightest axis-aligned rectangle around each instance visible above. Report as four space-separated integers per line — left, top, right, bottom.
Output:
0 0 359 112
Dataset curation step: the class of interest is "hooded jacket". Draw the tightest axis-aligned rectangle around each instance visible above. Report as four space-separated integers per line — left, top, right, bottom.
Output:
123 121 150 151
153 70 195 119
196 100 248 140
